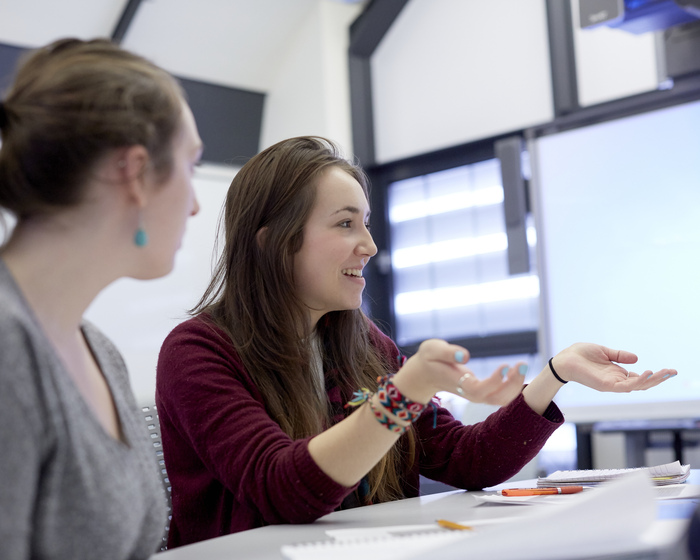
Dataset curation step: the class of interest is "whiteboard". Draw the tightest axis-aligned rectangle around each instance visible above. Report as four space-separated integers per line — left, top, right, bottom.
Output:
531 100 700 422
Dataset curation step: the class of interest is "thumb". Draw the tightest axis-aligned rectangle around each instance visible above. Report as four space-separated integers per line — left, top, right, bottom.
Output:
604 347 638 365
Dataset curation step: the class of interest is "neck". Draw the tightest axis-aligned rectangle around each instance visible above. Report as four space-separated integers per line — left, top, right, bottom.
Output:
1 216 126 340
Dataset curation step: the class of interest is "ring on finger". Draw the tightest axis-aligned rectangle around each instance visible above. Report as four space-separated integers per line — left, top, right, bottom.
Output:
456 373 471 396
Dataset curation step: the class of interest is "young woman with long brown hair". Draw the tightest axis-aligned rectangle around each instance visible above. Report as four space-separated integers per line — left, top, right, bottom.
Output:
0 38 202 559
156 136 676 548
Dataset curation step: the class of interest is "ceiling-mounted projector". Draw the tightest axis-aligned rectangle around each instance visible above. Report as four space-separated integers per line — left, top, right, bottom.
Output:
579 0 700 33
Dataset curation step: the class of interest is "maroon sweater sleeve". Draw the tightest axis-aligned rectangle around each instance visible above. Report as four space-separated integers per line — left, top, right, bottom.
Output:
155 317 357 546
367 323 564 492
413 395 563 490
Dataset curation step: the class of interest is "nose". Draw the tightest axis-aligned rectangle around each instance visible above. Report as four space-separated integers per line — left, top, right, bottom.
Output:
190 195 200 217
358 226 378 258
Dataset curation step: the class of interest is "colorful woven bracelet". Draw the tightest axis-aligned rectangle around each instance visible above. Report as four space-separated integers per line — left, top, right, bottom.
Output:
344 387 411 434
376 375 426 422
344 388 372 409
368 396 411 434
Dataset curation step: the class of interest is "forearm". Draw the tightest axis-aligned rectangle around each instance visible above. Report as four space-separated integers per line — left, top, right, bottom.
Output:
418 394 563 489
522 363 564 415
307 362 436 487
307 399 403 487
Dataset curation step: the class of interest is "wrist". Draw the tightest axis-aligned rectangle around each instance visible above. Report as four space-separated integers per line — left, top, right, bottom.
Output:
391 367 435 405
549 357 568 384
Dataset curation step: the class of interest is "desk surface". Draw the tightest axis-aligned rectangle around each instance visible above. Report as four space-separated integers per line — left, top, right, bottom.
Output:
152 472 700 560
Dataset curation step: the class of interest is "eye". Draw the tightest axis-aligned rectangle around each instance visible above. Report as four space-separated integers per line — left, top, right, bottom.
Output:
339 220 352 228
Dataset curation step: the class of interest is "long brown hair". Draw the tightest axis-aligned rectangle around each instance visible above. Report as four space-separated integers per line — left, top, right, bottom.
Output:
193 136 413 503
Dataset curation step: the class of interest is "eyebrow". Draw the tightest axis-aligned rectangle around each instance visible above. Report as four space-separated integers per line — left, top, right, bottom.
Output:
332 206 371 217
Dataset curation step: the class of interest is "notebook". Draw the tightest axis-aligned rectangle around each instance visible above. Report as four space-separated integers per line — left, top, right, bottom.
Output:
281 531 469 560
537 460 690 487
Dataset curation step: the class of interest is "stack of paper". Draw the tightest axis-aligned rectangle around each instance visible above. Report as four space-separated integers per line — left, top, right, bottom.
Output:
537 460 691 487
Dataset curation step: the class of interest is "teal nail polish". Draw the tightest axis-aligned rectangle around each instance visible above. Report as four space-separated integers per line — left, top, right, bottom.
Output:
501 367 509 378
455 350 465 363
647 373 653 380
518 364 528 376
663 373 671 379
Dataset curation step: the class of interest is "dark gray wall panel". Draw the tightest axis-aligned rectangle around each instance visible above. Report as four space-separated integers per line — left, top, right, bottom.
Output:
178 77 264 164
0 43 27 95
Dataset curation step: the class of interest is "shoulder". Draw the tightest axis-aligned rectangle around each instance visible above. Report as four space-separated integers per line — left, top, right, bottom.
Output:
156 315 260 408
0 276 50 436
161 314 233 355
157 314 244 379
0 284 44 377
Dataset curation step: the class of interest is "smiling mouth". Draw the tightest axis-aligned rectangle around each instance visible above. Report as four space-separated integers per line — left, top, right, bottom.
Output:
341 268 363 278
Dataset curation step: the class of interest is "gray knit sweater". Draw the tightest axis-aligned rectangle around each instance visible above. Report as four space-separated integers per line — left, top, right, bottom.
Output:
0 259 166 560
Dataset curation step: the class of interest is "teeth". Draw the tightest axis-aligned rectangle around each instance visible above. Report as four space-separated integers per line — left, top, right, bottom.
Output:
342 268 362 277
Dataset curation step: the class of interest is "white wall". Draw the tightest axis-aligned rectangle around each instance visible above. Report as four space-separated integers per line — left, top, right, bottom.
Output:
371 0 555 164
0 0 125 47
259 1 361 153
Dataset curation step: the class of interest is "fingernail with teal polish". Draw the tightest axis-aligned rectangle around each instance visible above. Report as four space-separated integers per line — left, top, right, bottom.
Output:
519 365 528 376
647 373 653 380
455 350 465 363
501 367 509 378
663 373 671 379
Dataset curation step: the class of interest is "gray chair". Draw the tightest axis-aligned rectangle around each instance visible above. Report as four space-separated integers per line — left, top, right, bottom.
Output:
142 404 172 552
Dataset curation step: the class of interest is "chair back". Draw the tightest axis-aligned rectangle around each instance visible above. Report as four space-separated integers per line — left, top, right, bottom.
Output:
142 404 171 552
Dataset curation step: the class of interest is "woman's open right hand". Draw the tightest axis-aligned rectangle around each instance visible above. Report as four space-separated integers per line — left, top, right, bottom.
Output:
393 338 526 407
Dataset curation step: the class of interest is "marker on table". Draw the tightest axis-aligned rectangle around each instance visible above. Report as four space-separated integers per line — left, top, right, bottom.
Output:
500 486 584 496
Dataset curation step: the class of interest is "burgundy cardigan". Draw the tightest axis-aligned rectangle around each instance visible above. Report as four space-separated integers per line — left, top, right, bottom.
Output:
155 316 563 548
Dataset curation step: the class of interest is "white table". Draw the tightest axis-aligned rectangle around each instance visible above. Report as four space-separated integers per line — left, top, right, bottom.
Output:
151 474 700 560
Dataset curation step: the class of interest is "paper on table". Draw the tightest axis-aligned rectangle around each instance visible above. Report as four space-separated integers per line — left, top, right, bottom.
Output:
414 470 659 560
654 484 700 500
537 460 691 486
281 472 664 560
325 517 519 541
472 492 589 506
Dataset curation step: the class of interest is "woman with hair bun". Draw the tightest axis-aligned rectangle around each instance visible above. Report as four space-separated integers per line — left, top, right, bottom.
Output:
156 135 677 548
0 38 202 560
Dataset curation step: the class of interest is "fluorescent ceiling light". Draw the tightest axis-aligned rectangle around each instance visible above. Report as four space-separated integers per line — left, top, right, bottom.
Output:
390 186 504 223
394 275 540 315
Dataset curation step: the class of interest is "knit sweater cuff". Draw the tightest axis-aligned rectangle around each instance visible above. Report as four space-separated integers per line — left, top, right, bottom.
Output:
291 438 359 513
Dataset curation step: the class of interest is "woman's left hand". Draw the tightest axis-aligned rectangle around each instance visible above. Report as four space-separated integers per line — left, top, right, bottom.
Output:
551 343 677 392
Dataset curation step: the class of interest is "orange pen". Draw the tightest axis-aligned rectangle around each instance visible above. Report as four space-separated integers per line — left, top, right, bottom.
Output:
500 486 583 496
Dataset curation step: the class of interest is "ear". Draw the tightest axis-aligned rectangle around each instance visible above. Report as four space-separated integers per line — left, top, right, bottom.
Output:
112 145 151 207
255 227 268 250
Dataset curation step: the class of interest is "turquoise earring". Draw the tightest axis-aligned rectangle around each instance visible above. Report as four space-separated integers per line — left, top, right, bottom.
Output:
134 212 148 247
